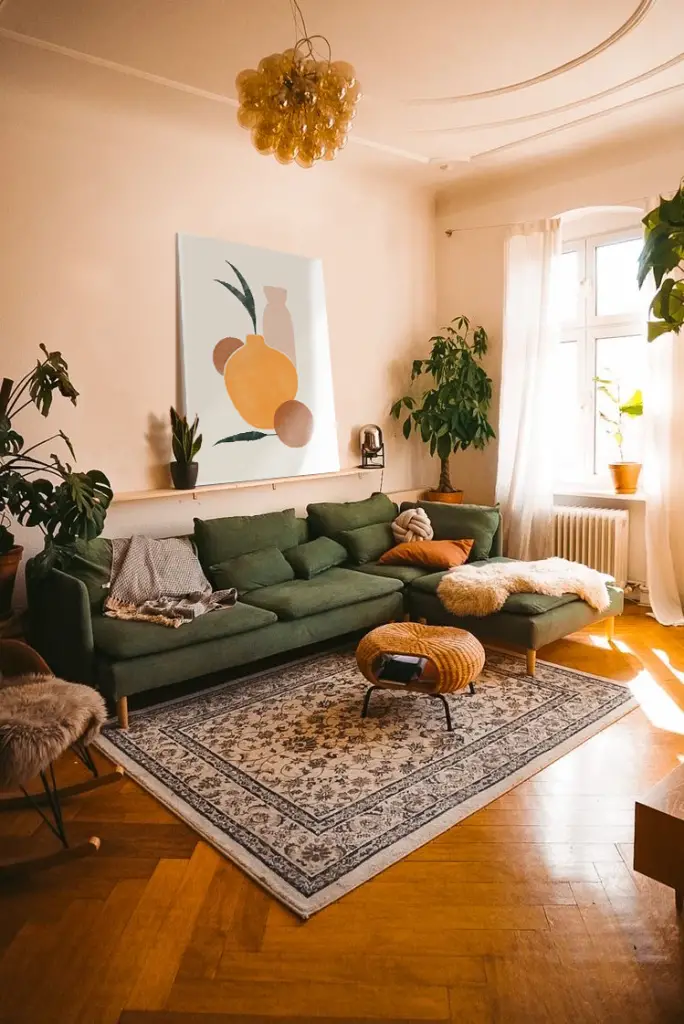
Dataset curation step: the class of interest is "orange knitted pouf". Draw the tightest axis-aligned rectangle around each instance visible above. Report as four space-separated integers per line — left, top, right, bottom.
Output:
355 622 485 731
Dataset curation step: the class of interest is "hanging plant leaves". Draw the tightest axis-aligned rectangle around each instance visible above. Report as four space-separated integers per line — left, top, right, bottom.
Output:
214 431 274 445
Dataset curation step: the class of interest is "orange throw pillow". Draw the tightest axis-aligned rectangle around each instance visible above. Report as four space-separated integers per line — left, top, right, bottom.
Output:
378 539 474 569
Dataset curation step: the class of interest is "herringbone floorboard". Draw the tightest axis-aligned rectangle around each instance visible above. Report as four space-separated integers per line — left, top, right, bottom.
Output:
1 606 683 1023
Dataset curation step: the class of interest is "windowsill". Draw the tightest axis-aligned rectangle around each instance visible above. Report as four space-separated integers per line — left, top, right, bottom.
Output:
554 485 646 504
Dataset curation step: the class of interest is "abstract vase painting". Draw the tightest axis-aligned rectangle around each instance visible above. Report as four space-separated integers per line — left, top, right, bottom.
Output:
178 235 339 486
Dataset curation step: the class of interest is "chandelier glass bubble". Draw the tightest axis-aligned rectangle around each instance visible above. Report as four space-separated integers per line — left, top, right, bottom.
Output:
235 2 361 168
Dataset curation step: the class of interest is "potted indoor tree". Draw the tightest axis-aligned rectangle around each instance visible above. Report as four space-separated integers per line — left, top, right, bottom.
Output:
169 407 202 489
0 346 112 617
594 376 644 494
391 316 495 502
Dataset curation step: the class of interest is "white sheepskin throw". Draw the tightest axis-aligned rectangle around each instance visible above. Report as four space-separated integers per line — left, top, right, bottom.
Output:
392 507 434 544
437 557 612 618
0 674 107 790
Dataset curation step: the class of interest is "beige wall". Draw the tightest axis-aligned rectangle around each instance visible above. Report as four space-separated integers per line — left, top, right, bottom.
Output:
0 39 436 569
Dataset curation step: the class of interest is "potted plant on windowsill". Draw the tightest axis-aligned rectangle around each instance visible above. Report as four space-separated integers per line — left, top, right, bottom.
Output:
390 316 495 503
0 346 113 617
594 376 644 494
169 407 202 490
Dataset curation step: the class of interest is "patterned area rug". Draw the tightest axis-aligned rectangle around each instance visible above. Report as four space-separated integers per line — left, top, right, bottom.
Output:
97 649 636 918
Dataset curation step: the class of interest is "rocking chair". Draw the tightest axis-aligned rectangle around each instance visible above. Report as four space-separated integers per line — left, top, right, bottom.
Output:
0 639 124 877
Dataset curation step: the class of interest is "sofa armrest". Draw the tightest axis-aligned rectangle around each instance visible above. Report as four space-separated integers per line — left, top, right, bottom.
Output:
26 567 95 683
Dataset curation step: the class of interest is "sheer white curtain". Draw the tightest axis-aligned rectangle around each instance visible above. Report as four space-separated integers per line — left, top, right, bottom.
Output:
642 196 684 623
496 219 561 560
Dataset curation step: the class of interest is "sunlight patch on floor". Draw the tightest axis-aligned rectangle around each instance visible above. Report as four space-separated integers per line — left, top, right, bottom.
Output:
587 635 611 649
628 669 684 735
652 648 684 684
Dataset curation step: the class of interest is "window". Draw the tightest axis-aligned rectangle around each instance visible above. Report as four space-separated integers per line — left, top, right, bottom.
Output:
552 229 647 486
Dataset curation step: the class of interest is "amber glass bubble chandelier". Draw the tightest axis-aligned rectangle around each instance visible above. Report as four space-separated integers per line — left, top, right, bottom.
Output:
235 0 361 168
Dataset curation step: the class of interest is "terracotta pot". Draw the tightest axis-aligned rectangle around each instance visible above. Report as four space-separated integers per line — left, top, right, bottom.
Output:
609 462 642 495
0 545 23 620
423 490 464 504
170 461 199 490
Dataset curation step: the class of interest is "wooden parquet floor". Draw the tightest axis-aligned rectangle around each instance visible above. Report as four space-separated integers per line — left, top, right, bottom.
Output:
1 605 683 1023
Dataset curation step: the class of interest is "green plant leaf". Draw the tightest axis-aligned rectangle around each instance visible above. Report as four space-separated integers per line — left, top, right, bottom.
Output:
214 431 273 444
216 262 257 333
225 262 256 332
402 417 412 440
28 346 79 417
619 389 644 417
647 319 676 341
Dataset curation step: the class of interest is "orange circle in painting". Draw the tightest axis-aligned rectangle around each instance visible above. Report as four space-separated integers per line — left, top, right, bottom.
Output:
274 400 314 448
224 334 298 429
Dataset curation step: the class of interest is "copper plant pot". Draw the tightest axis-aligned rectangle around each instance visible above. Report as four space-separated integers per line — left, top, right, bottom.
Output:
609 462 642 495
0 545 23 620
423 490 464 504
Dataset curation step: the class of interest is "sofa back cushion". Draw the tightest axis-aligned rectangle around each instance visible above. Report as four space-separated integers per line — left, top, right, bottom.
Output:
340 522 395 565
307 493 397 540
194 508 300 570
400 501 501 562
57 537 113 610
285 537 347 579
295 517 309 545
211 546 295 595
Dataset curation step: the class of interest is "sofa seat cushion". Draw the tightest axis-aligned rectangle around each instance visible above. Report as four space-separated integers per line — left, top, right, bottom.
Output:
352 562 433 584
241 567 402 620
410 558 582 615
92 602 277 660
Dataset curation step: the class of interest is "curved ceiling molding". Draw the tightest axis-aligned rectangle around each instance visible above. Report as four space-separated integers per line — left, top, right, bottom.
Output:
474 77 684 160
410 0 656 105
413 52 684 133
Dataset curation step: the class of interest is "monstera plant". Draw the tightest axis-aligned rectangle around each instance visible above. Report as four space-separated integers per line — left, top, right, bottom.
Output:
639 183 684 340
0 346 112 614
391 316 495 501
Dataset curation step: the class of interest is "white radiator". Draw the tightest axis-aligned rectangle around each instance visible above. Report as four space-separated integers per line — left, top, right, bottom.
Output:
552 506 629 587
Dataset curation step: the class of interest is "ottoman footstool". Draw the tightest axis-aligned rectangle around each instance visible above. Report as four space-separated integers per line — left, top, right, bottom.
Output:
355 622 485 731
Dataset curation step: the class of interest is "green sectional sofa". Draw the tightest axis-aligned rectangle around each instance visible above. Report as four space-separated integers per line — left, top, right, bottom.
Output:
26 493 622 728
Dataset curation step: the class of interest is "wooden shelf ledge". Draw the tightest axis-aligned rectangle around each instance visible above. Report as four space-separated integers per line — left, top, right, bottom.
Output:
113 467 381 504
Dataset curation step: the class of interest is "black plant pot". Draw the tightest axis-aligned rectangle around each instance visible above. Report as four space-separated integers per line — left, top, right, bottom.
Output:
170 461 198 490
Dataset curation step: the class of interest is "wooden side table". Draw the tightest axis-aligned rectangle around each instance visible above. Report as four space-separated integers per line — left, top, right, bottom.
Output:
634 762 684 914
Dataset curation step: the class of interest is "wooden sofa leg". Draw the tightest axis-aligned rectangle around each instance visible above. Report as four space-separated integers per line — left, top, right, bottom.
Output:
116 697 129 730
605 616 616 642
526 649 537 676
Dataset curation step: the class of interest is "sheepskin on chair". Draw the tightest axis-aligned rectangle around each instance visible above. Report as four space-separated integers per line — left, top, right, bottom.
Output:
0 675 107 790
392 507 434 544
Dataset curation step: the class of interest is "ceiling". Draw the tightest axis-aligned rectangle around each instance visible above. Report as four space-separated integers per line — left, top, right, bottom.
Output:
1 0 682 179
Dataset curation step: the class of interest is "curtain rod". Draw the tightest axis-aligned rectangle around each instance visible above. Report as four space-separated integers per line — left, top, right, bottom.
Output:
444 222 513 236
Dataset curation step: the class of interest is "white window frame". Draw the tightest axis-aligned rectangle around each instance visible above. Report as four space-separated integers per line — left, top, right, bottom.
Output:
557 225 645 490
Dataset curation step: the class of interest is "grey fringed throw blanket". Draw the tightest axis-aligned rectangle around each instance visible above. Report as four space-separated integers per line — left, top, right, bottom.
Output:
104 535 237 628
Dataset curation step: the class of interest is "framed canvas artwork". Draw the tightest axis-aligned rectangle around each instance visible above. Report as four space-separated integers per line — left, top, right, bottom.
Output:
177 234 339 486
